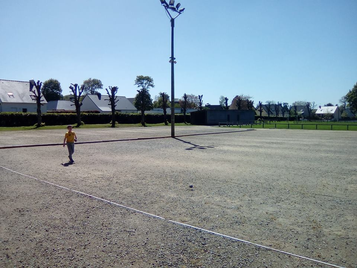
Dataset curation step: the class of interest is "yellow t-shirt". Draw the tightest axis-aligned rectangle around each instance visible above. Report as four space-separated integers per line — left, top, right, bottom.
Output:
65 131 76 143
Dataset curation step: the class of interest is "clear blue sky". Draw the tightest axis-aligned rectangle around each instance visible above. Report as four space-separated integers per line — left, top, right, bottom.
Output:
1 0 356 107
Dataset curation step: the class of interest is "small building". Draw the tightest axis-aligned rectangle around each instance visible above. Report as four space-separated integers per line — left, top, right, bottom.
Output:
81 94 137 113
0 79 47 113
191 110 255 125
315 106 341 121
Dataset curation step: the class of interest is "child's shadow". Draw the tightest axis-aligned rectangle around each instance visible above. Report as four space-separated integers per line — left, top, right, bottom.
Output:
61 162 74 167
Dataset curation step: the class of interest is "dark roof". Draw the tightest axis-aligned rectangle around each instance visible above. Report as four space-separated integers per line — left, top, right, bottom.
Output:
84 95 136 112
47 100 75 111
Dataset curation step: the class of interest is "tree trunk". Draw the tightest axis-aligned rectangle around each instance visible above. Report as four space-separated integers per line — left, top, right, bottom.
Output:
111 109 116 128
36 104 42 127
163 109 168 125
141 110 145 126
76 105 81 127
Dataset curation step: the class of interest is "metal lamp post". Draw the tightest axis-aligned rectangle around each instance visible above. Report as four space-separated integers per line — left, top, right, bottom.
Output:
160 0 185 138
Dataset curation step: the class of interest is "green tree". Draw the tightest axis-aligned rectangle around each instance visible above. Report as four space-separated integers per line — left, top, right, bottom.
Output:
82 78 103 95
179 93 189 123
219 96 229 110
106 86 119 128
344 83 357 115
160 92 170 125
42 79 62 101
179 94 199 111
153 92 170 109
134 75 154 126
187 94 199 108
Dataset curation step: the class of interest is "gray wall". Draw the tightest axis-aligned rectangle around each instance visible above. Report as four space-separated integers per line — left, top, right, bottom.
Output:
191 110 255 125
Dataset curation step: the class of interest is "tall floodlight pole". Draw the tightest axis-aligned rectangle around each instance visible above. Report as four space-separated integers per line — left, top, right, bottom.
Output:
160 0 185 138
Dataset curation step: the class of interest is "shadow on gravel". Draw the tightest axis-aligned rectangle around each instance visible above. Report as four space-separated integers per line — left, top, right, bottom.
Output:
0 129 255 150
61 162 74 167
174 138 215 150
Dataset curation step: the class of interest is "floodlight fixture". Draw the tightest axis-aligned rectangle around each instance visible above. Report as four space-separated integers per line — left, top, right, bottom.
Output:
160 0 169 8
169 0 175 6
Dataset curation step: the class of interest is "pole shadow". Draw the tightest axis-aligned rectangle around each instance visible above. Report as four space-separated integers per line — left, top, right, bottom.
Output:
174 138 214 150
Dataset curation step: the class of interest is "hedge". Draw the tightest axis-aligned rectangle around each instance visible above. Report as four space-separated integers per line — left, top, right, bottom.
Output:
0 112 191 127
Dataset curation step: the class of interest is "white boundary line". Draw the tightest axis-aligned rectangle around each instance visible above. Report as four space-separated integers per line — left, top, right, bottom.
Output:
1 165 345 268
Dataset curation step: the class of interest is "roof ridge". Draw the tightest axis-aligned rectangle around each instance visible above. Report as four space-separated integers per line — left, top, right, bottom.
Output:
0 78 29 83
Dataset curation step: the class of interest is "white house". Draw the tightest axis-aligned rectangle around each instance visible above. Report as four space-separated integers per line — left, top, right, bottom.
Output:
81 94 137 113
0 79 47 113
315 106 341 121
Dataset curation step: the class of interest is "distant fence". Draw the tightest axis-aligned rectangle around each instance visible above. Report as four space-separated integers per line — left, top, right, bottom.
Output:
219 122 357 131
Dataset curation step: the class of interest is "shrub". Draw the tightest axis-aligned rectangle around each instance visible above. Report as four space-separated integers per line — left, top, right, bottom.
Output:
0 112 191 126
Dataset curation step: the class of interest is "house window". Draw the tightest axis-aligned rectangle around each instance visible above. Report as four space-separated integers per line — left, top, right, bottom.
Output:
22 108 28 113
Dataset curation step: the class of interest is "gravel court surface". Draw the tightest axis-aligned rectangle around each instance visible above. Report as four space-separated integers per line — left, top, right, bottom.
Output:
0 126 356 267
1 169 330 268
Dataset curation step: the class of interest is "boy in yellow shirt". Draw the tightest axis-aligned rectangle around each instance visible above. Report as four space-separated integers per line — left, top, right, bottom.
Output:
63 125 77 163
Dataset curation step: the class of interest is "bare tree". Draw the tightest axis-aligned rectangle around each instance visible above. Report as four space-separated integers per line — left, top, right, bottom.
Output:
266 101 275 120
198 95 203 110
292 104 298 121
69 83 85 127
305 102 312 120
106 86 119 128
274 102 281 118
230 95 252 110
29 80 45 127
281 103 289 119
257 101 263 120
236 96 243 110
247 100 254 110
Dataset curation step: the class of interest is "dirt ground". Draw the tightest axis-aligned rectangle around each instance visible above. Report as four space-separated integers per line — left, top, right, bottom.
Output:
0 126 356 267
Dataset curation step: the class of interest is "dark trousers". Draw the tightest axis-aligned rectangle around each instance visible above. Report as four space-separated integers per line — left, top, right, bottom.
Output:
67 142 75 161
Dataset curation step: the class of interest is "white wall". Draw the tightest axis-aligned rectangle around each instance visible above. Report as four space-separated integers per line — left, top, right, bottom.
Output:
1 103 47 113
